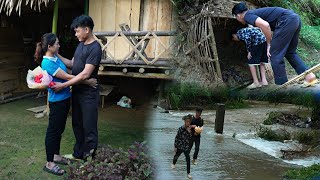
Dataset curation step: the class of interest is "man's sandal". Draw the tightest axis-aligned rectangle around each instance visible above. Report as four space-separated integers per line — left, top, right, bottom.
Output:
43 165 65 176
54 157 70 165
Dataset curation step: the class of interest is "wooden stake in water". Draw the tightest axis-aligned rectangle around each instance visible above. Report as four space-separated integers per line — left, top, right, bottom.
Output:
215 103 225 134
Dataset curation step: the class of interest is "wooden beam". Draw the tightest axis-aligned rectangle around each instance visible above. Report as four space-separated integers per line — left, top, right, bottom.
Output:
101 64 172 69
98 71 173 80
100 58 171 66
95 31 177 36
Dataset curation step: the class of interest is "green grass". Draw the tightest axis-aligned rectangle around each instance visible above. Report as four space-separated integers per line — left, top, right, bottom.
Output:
294 130 320 146
284 164 320 180
258 91 317 109
263 112 281 125
0 97 146 179
165 82 248 110
300 26 320 50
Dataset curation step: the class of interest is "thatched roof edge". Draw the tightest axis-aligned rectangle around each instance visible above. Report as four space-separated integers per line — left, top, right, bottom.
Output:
0 0 54 16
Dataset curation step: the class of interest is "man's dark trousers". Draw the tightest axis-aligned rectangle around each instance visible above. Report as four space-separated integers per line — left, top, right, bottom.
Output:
190 136 200 160
72 88 99 158
270 11 308 85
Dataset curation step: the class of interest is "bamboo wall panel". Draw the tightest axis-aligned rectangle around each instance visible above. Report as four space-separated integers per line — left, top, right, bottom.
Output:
115 0 131 59
130 0 141 31
142 0 158 58
101 0 116 57
156 0 172 58
89 0 102 31
89 0 174 60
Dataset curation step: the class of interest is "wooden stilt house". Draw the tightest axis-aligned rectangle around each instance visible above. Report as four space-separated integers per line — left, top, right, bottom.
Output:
89 0 177 79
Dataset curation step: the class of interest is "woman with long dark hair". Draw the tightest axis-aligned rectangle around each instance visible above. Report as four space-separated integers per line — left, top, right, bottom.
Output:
34 33 96 176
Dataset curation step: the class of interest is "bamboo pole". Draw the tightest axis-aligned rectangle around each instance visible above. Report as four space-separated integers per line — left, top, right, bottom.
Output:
84 0 89 15
208 17 222 79
276 63 320 90
52 0 59 34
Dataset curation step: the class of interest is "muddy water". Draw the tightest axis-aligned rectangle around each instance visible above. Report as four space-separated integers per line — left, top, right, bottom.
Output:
146 102 307 180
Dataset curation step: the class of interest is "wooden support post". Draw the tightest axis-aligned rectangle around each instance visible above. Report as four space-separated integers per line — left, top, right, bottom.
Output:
215 103 225 134
157 80 165 107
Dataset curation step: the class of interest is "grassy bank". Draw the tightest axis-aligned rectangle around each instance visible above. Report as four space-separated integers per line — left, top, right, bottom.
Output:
165 82 248 110
300 26 320 50
284 164 320 180
0 97 146 179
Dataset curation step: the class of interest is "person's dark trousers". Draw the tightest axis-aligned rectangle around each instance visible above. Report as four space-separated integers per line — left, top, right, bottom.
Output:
173 149 191 174
45 98 70 162
72 89 99 159
270 12 308 85
190 136 200 160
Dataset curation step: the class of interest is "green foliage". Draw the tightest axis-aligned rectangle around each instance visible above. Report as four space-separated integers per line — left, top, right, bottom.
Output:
284 164 320 180
296 46 320 77
260 91 317 109
300 26 320 50
263 112 281 125
165 82 248 109
266 0 320 25
171 0 196 10
67 142 154 179
294 130 320 145
256 125 291 142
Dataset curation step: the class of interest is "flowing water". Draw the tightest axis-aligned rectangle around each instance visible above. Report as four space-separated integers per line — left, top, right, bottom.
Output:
146 102 312 180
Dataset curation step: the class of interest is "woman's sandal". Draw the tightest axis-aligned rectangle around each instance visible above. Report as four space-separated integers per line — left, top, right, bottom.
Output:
43 165 65 176
247 83 262 89
54 157 70 165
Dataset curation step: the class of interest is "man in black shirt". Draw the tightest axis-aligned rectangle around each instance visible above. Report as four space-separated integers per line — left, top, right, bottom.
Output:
190 107 204 165
232 2 315 85
53 15 102 160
